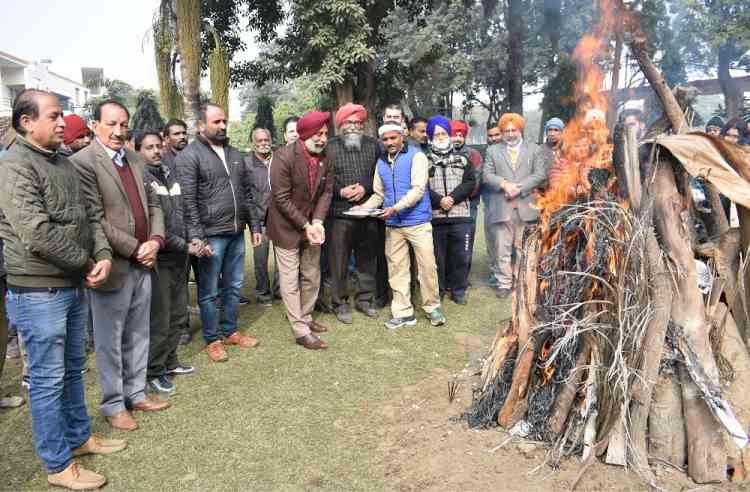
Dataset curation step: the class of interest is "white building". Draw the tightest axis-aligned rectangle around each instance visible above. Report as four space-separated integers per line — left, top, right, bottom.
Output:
0 50 91 117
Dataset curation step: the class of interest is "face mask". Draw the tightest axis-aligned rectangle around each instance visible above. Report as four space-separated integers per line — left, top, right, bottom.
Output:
432 139 452 152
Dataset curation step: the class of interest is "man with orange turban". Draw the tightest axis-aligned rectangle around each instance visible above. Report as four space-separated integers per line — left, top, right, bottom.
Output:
325 103 381 324
481 113 546 298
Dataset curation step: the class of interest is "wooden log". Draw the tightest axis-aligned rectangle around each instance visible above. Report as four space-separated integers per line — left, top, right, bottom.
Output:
652 158 727 482
715 303 750 481
681 365 727 483
497 242 539 427
548 340 592 436
628 229 672 481
648 370 687 467
480 335 518 392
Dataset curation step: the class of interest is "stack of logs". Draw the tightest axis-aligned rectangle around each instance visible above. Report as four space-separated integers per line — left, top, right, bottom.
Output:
468 1 750 487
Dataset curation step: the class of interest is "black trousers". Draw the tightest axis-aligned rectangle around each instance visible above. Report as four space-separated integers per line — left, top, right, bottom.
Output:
433 221 473 299
375 220 391 304
148 259 188 378
325 217 379 308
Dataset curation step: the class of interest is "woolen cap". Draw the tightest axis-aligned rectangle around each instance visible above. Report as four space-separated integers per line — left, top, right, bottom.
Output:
63 114 90 145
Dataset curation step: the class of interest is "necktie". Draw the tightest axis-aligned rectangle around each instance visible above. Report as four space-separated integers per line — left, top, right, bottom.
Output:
112 151 124 167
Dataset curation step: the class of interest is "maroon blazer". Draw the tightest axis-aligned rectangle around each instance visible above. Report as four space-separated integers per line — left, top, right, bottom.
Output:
267 141 334 250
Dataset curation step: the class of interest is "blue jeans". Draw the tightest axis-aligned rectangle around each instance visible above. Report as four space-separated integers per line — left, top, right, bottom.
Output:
198 233 246 343
6 287 91 473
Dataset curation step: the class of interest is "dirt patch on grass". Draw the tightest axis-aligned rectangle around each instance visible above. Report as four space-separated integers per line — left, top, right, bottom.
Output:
377 334 742 492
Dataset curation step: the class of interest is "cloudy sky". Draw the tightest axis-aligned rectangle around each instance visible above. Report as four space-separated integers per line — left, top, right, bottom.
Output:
1 0 248 118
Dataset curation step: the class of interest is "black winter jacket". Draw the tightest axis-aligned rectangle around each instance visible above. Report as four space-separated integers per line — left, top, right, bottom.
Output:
144 161 188 265
176 135 258 240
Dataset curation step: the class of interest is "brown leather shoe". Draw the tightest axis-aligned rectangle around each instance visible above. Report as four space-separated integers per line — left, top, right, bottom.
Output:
206 340 228 362
295 334 329 350
48 462 106 490
106 411 137 431
131 396 170 412
72 435 127 457
224 331 259 348
309 320 329 333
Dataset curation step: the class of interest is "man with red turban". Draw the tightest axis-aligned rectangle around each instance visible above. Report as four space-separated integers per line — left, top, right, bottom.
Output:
267 111 334 350
325 103 381 324
449 120 483 287
482 113 546 297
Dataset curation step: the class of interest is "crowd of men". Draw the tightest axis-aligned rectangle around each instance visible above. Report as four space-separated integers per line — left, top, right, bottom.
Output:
1 87 750 490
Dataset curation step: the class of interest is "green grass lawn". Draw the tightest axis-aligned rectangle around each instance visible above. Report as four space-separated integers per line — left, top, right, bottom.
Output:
0 213 509 491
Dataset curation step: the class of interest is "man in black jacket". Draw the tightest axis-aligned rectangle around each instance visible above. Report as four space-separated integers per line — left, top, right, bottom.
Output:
138 131 197 394
326 103 380 324
177 103 261 363
245 127 279 305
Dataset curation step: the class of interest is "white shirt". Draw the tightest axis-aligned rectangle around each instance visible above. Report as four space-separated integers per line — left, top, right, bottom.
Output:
211 144 229 175
97 138 125 166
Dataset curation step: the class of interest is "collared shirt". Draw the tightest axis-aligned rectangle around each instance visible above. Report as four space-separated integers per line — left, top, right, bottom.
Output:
97 138 125 166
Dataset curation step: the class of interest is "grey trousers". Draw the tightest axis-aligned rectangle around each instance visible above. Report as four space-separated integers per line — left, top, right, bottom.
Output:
253 232 280 302
90 264 151 416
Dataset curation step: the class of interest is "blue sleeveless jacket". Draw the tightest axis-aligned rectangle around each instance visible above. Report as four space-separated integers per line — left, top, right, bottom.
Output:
376 145 432 227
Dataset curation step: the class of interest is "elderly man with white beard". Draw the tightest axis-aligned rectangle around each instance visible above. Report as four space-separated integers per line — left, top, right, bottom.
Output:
323 103 381 324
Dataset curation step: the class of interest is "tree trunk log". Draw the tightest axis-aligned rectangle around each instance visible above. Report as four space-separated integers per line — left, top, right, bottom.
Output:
175 0 202 136
548 340 591 436
648 370 686 467
628 229 672 481
652 158 726 482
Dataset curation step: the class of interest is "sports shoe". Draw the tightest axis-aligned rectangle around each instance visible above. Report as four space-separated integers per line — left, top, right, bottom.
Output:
21 375 30 390
178 332 192 345
5 336 20 359
336 304 353 324
239 295 250 306
47 462 106 490
495 288 511 299
149 376 175 394
427 308 446 326
384 315 417 330
167 364 195 376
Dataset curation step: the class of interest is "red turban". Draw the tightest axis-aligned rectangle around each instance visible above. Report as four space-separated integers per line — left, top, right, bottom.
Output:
63 114 90 145
449 120 469 137
498 113 525 132
335 103 367 128
297 111 330 141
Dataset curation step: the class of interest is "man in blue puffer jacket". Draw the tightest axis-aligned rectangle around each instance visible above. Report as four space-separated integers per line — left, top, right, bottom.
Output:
355 124 445 329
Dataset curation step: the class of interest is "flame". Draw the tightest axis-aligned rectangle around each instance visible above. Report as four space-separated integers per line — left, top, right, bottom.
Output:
539 338 557 385
539 0 618 230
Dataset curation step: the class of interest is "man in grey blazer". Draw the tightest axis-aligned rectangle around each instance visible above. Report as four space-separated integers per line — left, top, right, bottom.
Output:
481 113 546 298
72 100 168 431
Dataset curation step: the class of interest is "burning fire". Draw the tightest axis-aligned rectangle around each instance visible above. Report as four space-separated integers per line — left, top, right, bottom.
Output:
539 0 617 230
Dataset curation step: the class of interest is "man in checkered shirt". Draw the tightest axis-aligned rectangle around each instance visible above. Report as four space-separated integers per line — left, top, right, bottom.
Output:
325 103 381 324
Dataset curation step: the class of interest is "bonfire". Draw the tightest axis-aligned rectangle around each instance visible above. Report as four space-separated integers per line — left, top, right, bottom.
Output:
467 0 750 487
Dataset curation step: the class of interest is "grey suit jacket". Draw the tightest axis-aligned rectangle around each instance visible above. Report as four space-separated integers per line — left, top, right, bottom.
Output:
71 142 165 291
481 141 546 223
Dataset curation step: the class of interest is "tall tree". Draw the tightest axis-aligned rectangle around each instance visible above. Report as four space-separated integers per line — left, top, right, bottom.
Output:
209 28 230 118
673 0 750 119
506 0 525 114
175 0 202 134
131 90 166 131
254 96 276 141
153 0 183 119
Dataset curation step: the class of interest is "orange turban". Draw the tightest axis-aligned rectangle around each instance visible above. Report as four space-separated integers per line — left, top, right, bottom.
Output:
335 103 368 128
498 113 525 132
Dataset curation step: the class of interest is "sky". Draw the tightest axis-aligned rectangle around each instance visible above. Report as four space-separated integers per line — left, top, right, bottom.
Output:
0 0 246 118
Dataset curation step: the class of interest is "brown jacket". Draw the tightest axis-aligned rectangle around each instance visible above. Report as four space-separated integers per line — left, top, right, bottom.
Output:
267 141 333 250
71 141 165 291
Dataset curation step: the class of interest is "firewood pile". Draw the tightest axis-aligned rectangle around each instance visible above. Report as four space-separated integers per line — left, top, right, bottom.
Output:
466 1 750 487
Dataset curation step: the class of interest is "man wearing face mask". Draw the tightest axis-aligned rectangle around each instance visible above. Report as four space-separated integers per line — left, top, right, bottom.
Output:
245 127 280 306
178 103 262 363
482 113 546 298
72 100 168 430
267 111 334 350
427 117 476 305
325 103 380 324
